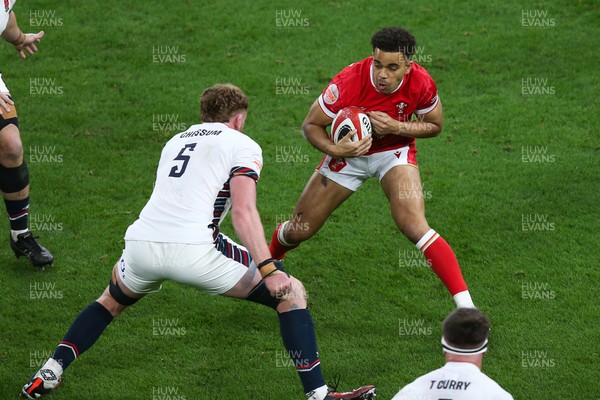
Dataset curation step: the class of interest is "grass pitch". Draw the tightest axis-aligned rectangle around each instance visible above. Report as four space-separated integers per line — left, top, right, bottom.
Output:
1 1 598 399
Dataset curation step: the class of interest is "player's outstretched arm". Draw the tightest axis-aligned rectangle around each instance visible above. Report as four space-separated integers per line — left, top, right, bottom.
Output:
302 100 372 158
368 100 443 139
230 175 291 296
1 10 44 59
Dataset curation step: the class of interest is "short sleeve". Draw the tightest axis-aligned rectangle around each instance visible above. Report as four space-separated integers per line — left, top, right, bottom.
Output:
230 141 263 182
317 67 353 119
415 74 439 115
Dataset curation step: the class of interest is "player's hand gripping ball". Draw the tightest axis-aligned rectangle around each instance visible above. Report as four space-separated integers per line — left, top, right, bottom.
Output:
330 106 372 144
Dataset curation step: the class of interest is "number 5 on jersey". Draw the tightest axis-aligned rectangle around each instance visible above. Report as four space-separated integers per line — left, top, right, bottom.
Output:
169 143 197 178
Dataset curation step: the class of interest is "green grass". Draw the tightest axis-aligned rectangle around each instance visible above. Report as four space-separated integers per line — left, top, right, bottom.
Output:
1 0 599 399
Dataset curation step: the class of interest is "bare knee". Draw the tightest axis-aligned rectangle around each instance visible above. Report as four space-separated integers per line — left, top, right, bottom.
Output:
0 127 23 165
276 277 308 312
396 214 430 244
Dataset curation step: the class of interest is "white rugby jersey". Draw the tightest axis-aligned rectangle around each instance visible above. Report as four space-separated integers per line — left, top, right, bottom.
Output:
0 0 16 35
392 362 513 400
125 122 263 244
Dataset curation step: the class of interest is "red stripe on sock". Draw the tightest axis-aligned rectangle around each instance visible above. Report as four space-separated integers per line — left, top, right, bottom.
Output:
297 358 320 371
60 341 80 356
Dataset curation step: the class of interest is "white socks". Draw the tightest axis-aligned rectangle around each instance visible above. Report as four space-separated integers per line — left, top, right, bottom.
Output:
11 228 29 241
307 385 328 400
42 358 64 377
453 290 475 308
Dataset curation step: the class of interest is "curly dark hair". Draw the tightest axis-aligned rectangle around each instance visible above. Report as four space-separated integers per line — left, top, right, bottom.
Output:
200 83 248 123
442 308 490 350
371 27 417 59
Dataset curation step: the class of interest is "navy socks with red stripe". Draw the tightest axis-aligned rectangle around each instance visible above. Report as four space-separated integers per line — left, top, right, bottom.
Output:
5 196 29 237
278 309 326 394
51 301 114 370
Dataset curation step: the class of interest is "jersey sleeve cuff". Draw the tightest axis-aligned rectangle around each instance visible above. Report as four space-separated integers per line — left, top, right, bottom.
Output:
317 95 338 119
229 166 259 182
415 94 439 115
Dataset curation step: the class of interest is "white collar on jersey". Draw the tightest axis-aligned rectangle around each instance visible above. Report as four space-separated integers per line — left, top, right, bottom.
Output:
441 336 488 355
369 62 404 94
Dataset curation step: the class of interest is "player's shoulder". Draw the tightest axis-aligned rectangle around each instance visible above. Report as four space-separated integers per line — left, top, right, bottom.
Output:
409 62 436 83
0 0 16 35
170 123 257 146
323 56 371 107
477 371 514 399
335 56 372 82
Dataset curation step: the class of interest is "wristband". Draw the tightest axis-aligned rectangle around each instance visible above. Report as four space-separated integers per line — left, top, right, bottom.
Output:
11 32 26 47
257 258 277 278
256 258 274 269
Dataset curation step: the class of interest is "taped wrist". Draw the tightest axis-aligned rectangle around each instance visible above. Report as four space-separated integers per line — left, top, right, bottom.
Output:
257 258 288 278
0 161 29 193
11 32 26 47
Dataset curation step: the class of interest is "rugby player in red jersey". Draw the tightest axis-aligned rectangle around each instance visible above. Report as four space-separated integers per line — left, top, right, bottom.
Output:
270 27 474 308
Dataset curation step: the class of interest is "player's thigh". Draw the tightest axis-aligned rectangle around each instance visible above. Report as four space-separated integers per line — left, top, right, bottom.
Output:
163 243 253 296
381 165 430 242
290 170 354 240
116 240 166 297
96 257 147 317
222 262 261 299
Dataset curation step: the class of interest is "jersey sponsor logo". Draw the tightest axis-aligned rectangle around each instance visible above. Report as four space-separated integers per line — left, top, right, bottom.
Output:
4 0 10 12
323 84 339 105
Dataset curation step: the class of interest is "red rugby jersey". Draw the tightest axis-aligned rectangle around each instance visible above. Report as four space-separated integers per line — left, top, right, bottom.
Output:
317 56 439 155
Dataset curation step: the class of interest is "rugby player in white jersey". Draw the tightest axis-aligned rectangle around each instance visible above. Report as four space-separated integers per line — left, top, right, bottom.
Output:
1 0 52 268
21 84 376 400
392 308 513 400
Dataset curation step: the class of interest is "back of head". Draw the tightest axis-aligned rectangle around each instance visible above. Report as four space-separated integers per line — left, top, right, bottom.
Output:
371 26 417 59
200 83 248 123
442 308 490 355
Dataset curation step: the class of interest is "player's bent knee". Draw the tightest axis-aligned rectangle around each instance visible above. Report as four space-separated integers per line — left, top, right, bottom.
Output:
288 277 307 300
0 128 23 161
245 280 281 310
108 279 141 308
398 219 430 243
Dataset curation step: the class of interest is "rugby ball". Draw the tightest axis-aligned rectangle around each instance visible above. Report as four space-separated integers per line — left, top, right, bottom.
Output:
330 106 372 144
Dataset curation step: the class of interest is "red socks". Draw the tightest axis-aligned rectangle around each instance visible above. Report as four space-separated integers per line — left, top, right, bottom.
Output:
269 221 299 259
416 229 474 307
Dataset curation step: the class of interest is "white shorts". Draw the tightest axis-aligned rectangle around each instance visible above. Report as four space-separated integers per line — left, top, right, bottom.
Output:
317 145 418 191
0 73 9 93
118 234 251 296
